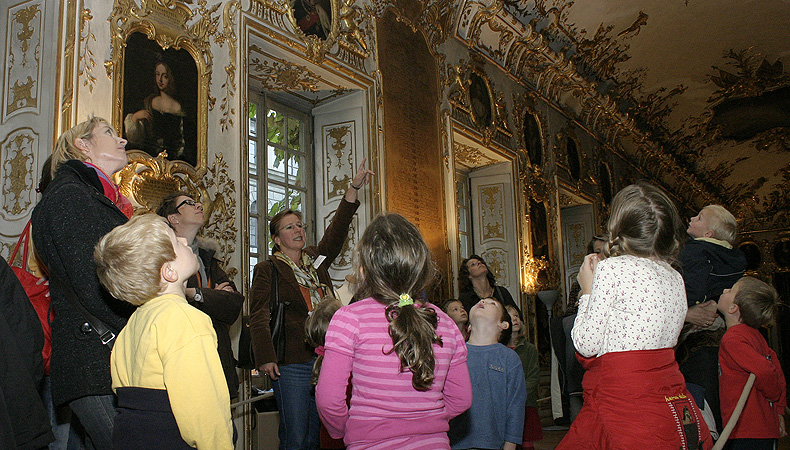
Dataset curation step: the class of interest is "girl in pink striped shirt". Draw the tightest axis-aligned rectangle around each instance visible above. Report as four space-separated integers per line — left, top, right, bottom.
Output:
316 214 473 449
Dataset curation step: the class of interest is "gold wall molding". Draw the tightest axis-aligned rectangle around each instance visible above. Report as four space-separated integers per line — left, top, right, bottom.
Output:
453 142 497 168
480 184 505 240
78 8 97 92
107 0 221 172
248 45 321 91
4 1 42 119
217 0 241 132
59 0 78 131
0 128 38 219
323 123 354 200
115 151 238 276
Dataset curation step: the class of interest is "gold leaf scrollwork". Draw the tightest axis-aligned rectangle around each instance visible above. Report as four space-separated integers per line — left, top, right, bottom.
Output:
215 1 241 132
1 130 36 217
7 4 41 115
193 153 238 278
248 48 320 92
79 8 97 92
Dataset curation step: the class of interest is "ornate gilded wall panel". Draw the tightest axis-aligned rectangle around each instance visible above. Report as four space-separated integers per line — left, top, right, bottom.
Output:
479 183 505 241
323 122 355 201
0 128 37 220
4 1 42 120
481 247 509 287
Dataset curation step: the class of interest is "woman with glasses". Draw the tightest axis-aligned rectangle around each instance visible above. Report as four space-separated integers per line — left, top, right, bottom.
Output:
250 159 373 450
156 192 244 409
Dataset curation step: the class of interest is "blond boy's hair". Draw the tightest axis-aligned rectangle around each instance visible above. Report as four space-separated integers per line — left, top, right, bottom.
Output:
51 116 111 178
703 205 738 245
94 214 176 306
734 276 780 328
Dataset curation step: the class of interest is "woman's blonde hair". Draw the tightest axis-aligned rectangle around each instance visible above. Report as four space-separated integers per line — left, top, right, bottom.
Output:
94 214 176 306
604 182 684 263
51 116 111 178
304 297 343 385
355 213 441 391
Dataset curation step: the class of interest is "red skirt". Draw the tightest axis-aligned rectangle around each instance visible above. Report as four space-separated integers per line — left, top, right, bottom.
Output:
522 406 543 444
556 349 713 450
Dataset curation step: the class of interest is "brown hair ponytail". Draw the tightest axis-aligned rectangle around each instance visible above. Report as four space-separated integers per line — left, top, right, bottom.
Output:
355 214 441 391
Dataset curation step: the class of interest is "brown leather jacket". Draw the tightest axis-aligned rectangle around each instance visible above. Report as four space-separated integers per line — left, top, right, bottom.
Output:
249 199 359 368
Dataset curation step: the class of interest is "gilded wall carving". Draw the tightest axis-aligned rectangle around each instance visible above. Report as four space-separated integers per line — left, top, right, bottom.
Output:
324 123 354 200
217 1 242 132
453 142 497 168
78 8 97 92
115 151 238 276
248 47 321 91
482 247 508 287
0 129 37 218
4 1 42 119
480 184 505 240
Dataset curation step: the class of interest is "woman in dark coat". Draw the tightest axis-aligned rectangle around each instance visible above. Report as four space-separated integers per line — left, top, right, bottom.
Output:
250 159 372 450
32 117 134 450
458 254 517 313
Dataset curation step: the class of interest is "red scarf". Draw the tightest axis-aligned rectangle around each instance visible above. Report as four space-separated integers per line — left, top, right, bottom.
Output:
84 162 134 218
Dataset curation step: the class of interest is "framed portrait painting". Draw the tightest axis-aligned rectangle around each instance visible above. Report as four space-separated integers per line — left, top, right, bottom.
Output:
121 32 199 167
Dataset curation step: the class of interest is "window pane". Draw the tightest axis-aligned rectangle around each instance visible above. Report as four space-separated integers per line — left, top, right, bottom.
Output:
267 183 286 217
249 178 258 214
288 153 303 187
456 180 466 203
267 110 284 145
289 189 303 212
250 216 258 253
249 140 257 175
459 208 468 233
249 103 257 137
249 256 258 283
460 236 469 260
287 117 300 150
268 145 286 183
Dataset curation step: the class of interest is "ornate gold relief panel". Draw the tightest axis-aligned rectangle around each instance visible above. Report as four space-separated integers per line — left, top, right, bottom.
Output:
4 1 42 119
479 183 505 241
323 211 356 288
115 151 238 277
107 0 223 174
482 247 509 287
323 122 355 201
0 128 38 219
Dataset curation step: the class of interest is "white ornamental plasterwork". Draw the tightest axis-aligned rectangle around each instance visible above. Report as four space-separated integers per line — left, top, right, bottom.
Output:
324 211 357 288
481 247 508 287
4 1 42 119
323 122 355 201
1 128 38 218
480 183 505 241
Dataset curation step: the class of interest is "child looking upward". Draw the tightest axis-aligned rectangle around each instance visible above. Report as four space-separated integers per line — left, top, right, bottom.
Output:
718 276 786 450
450 297 526 450
94 214 232 450
558 182 712 450
442 299 469 340
316 214 472 449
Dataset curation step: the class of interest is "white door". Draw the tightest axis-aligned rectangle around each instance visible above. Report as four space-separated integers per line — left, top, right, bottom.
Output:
469 162 519 306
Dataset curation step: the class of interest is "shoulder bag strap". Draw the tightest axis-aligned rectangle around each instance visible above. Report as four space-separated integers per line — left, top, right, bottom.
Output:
10 221 32 270
48 270 116 348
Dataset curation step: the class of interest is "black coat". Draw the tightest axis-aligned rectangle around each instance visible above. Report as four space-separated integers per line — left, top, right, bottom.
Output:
679 238 747 306
187 246 243 399
31 160 132 406
0 256 54 450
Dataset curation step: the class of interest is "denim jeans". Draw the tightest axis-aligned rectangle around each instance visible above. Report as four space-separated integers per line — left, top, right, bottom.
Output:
69 394 116 450
272 360 320 450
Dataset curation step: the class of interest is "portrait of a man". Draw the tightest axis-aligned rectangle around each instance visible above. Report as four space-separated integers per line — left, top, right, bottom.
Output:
292 0 332 40
122 32 199 167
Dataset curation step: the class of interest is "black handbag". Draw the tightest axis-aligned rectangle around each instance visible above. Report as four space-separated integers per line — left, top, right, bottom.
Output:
236 316 255 370
268 261 289 364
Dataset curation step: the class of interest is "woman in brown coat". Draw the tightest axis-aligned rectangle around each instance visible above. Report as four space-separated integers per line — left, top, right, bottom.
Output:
250 159 372 450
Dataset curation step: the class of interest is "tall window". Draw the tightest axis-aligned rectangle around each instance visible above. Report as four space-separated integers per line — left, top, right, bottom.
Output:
456 171 472 259
248 95 312 279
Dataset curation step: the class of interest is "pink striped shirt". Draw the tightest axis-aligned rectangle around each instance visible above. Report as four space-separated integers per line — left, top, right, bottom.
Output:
316 297 472 449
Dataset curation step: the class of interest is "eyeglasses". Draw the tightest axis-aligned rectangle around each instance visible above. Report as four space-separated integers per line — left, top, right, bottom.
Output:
176 199 198 209
278 222 306 232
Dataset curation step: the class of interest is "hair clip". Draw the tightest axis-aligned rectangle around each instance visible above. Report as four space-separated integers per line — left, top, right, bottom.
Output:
398 293 414 307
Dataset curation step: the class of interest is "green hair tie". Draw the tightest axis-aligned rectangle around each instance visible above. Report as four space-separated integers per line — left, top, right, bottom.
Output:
398 294 414 307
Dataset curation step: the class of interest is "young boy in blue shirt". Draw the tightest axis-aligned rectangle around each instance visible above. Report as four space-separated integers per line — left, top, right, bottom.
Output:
450 297 526 450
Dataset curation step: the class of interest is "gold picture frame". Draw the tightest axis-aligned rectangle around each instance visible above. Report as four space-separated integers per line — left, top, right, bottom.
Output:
287 0 340 62
107 0 214 175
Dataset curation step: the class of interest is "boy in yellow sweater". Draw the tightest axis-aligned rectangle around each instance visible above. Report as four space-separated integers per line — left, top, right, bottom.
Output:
94 214 232 450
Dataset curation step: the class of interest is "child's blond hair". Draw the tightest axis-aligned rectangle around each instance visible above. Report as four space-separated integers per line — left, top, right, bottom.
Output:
304 297 343 385
94 214 175 306
702 205 738 245
734 276 780 328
